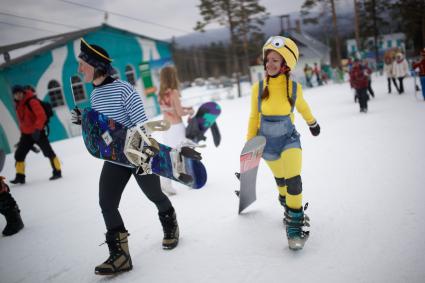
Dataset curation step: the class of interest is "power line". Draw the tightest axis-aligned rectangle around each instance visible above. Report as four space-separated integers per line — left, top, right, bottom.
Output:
58 0 191 34
0 11 82 30
0 20 58 34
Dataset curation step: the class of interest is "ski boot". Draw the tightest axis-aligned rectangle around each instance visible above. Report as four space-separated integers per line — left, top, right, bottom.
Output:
284 205 310 250
95 230 132 275
159 207 179 250
10 174 25 184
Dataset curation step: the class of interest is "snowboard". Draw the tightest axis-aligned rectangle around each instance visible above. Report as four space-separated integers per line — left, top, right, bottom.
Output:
81 108 207 189
235 136 266 213
186 101 221 146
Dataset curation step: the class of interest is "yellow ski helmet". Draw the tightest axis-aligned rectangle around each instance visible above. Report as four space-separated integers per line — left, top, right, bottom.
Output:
263 36 299 70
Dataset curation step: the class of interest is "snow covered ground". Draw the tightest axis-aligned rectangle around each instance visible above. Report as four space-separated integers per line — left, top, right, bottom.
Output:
1 75 424 283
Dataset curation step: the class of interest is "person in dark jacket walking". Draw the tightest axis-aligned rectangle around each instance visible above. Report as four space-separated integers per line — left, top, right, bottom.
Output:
10 85 61 184
350 60 370 113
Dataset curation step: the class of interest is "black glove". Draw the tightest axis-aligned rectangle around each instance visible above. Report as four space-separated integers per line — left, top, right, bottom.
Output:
32 129 41 141
308 121 320 136
70 107 82 125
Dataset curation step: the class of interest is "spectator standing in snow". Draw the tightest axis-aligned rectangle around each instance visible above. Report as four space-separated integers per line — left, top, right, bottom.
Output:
392 52 409 94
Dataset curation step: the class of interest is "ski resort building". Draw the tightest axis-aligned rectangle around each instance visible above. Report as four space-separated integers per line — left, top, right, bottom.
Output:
0 24 173 154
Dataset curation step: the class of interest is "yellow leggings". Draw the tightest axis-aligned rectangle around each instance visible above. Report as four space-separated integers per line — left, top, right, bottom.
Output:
265 148 302 210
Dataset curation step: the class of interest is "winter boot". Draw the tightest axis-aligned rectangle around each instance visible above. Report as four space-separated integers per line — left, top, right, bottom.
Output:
1 205 24 236
159 207 179 250
95 230 133 275
10 174 25 184
49 170 62 181
284 207 310 250
49 157 62 180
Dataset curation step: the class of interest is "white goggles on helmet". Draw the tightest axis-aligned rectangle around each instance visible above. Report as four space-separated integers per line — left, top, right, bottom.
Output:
264 36 286 49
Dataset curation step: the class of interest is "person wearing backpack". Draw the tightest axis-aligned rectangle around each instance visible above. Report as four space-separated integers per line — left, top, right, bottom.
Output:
10 85 62 184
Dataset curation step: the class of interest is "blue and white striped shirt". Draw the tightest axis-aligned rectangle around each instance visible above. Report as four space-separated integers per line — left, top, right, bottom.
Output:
90 80 147 128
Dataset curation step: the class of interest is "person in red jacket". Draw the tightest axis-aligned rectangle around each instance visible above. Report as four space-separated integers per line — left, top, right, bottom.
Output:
412 48 425 100
10 85 62 184
350 59 370 113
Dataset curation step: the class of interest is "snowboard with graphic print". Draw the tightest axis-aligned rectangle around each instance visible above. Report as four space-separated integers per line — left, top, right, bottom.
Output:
186 101 221 146
81 107 207 189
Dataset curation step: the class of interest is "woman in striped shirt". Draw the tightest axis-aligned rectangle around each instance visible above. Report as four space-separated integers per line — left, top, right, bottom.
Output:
71 38 179 275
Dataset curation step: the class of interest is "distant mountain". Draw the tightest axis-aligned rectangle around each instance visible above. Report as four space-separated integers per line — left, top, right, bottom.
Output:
172 11 357 48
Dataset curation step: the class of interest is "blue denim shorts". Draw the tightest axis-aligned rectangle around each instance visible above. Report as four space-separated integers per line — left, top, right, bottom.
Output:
259 115 301 161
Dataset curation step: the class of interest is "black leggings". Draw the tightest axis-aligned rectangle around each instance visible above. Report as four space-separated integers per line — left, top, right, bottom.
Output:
356 88 368 110
99 161 172 231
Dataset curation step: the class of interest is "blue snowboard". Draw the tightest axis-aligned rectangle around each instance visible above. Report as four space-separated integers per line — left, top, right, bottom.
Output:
81 108 207 189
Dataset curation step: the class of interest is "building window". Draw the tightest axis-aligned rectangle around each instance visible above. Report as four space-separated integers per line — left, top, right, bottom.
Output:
71 75 86 102
125 65 136 85
47 80 65 107
387 40 392 48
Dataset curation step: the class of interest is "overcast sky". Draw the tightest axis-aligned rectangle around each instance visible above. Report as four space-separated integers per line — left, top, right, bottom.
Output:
0 0 307 46
0 0 304 46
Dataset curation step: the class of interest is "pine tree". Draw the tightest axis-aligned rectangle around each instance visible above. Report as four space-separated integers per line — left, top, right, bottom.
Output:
195 0 268 96
301 0 342 67
390 0 425 53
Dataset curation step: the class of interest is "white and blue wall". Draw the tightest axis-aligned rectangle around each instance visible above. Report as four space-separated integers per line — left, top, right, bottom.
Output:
0 25 173 154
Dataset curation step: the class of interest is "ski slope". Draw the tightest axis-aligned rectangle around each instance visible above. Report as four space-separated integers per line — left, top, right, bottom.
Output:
1 75 424 283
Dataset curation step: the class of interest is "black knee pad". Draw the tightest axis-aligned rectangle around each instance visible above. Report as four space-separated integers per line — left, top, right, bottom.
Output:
286 175 302 195
274 177 286 187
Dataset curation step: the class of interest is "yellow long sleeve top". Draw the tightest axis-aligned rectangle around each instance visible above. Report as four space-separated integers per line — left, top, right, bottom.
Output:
247 75 316 140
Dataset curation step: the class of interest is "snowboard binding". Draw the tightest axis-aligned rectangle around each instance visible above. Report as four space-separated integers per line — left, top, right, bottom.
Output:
124 121 167 173
169 145 202 184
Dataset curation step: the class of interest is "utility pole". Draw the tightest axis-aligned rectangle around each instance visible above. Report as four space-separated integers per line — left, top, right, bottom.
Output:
353 0 361 52
371 0 380 68
279 14 290 35
330 0 342 67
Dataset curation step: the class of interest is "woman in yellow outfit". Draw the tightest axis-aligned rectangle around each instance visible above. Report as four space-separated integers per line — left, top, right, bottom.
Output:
247 36 320 250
